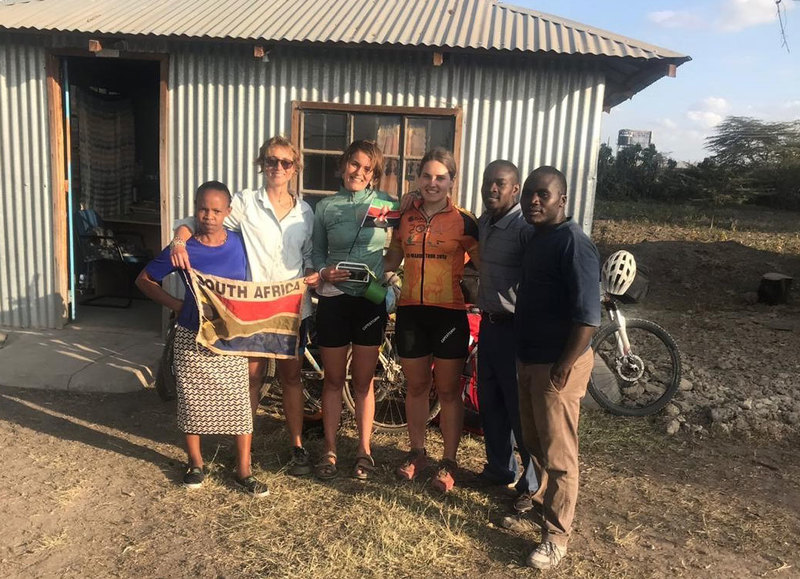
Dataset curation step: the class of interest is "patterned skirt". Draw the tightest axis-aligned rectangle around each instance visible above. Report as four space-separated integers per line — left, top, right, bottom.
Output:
173 325 252 435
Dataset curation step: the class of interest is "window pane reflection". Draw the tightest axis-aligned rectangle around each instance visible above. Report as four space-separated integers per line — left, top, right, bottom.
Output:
303 154 341 191
405 118 454 157
380 157 400 199
303 113 347 151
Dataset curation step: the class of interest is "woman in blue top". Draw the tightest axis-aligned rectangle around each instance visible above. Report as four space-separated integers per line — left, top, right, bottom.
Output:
135 181 267 497
311 140 393 480
169 136 318 478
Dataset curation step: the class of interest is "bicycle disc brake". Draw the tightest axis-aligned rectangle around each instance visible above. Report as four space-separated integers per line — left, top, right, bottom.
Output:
615 354 645 382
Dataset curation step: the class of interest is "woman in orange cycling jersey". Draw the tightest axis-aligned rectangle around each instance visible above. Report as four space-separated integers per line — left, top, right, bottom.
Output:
384 148 480 492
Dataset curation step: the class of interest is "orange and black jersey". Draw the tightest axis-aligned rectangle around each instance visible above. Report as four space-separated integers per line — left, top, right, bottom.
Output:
390 198 479 310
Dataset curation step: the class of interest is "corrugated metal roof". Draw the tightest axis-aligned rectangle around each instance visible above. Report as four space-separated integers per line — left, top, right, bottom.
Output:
0 0 688 61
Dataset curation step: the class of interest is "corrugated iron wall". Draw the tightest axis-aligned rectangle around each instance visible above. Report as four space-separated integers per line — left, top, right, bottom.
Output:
0 40 604 329
169 47 604 230
0 39 61 328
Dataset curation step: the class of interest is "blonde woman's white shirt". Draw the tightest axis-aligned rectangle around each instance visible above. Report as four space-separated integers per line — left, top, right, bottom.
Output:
174 187 314 316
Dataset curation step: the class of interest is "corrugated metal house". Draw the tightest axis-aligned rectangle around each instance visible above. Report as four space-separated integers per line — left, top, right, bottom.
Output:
0 0 689 329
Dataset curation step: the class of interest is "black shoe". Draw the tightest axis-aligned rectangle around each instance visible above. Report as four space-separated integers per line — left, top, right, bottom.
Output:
182 466 205 489
235 475 269 497
288 446 312 476
514 491 534 514
471 470 514 489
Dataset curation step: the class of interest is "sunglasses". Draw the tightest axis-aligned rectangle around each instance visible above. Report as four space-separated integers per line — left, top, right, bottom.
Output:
265 156 295 170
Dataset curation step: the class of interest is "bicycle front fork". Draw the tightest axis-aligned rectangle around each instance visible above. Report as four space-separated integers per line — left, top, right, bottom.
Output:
603 298 631 356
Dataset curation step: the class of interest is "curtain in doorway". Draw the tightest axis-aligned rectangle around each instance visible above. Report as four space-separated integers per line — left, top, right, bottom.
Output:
76 89 135 218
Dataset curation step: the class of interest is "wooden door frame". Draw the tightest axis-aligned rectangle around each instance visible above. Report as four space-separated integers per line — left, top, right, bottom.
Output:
45 50 170 326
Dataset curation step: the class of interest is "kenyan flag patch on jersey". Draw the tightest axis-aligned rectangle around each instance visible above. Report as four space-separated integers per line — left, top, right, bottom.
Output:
361 198 401 228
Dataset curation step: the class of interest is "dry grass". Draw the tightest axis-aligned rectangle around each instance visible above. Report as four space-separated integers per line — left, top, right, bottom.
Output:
148 417 533 578
593 200 800 255
31 531 69 553
104 408 800 579
3 387 799 578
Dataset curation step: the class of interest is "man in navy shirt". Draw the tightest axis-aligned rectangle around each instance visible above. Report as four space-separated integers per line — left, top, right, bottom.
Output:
513 166 600 570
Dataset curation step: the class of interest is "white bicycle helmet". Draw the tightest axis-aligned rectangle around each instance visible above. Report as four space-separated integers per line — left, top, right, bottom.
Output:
601 250 637 295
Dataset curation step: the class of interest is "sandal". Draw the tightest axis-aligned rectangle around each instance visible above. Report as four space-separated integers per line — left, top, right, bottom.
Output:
353 453 376 480
432 458 458 493
314 451 338 480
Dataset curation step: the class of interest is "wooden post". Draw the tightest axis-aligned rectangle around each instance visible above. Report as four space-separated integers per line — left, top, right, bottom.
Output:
758 272 793 305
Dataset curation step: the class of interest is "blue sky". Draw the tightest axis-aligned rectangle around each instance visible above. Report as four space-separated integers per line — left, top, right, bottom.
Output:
514 0 800 162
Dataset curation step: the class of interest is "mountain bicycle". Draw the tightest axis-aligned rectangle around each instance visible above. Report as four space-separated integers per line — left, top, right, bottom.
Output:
588 252 682 416
342 309 481 433
259 320 324 421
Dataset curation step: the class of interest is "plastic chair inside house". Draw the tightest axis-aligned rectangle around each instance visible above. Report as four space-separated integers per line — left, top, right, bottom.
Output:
73 209 151 308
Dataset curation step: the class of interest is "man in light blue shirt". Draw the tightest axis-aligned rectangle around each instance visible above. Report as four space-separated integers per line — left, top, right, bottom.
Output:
475 160 538 508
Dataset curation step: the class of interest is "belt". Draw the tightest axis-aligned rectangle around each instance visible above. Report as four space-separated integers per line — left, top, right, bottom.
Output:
483 311 514 324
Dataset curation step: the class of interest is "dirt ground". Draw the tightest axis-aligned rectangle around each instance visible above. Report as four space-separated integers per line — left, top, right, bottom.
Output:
2 203 799 578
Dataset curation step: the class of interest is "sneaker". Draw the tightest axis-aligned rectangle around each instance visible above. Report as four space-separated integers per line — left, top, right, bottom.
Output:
514 491 534 514
396 448 428 481
527 541 566 570
182 466 205 489
234 475 269 497
432 458 458 493
288 446 312 476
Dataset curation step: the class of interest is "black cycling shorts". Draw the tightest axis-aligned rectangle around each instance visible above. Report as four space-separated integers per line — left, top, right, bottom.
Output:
315 293 387 348
395 305 469 359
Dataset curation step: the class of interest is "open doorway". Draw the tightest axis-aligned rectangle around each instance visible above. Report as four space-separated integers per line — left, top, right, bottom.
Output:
62 56 163 333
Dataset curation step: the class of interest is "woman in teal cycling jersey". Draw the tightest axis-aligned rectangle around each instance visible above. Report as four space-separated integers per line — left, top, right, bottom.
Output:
311 140 393 481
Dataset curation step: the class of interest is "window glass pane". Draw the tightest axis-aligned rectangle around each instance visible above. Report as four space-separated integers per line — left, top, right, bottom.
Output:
379 157 400 199
353 115 401 156
403 159 421 195
303 154 341 192
405 117 455 157
303 113 347 151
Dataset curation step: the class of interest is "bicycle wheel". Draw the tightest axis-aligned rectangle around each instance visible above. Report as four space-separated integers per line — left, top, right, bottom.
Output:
300 357 324 421
461 345 483 435
588 318 681 417
343 328 441 432
259 356 323 421
154 323 177 402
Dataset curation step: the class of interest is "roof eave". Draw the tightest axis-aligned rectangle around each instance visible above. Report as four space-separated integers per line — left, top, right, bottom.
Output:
603 55 692 110
0 26 691 109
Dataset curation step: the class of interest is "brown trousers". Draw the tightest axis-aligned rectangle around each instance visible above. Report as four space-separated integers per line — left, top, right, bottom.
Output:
516 347 594 548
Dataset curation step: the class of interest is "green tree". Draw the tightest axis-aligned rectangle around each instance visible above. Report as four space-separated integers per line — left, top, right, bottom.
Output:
595 142 678 201
704 116 800 207
705 116 800 167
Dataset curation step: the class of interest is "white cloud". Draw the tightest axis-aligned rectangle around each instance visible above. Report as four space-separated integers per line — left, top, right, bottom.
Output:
659 118 679 130
686 96 731 129
649 122 707 161
647 10 704 29
700 96 730 114
687 110 726 128
715 0 790 32
645 1 792 33
782 99 800 110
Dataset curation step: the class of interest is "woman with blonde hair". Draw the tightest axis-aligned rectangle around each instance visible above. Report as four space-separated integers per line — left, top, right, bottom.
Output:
384 148 480 492
170 135 319 478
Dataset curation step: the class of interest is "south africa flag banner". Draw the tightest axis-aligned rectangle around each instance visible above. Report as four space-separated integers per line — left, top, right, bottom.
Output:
361 197 401 228
189 271 306 359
